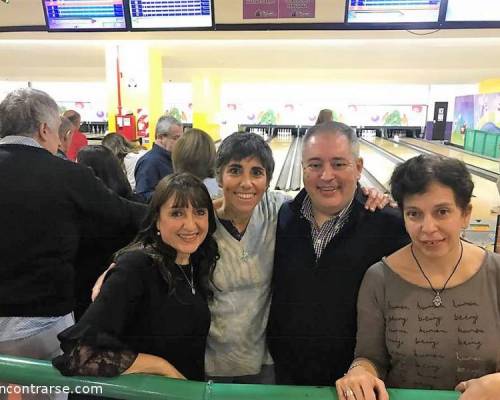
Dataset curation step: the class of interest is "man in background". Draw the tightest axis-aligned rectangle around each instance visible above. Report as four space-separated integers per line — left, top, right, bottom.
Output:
0 89 145 397
63 109 88 161
134 115 182 202
56 115 74 159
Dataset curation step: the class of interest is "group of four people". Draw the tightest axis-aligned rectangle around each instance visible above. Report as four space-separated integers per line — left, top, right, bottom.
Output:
0 88 498 400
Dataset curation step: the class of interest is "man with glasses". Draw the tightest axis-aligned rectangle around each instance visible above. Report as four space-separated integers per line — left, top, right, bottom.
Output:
267 121 409 386
134 115 183 202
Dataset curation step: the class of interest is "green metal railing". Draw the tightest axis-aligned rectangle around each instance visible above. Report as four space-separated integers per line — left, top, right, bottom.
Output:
464 128 500 158
0 355 459 400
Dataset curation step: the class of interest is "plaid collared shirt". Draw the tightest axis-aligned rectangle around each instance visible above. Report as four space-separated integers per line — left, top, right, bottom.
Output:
301 194 354 260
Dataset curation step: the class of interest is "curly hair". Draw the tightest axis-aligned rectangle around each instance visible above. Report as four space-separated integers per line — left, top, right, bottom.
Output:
390 154 474 211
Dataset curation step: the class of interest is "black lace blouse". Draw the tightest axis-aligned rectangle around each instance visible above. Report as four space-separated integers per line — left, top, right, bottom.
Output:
53 250 210 381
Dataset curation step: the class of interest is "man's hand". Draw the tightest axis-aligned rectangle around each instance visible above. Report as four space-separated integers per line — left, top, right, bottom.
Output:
362 187 396 211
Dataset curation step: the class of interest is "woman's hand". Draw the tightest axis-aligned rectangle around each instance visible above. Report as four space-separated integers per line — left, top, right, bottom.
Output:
91 263 116 301
361 187 396 212
124 353 186 380
335 366 388 400
456 373 500 400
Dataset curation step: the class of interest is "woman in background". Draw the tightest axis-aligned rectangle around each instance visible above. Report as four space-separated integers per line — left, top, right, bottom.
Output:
77 145 137 201
54 173 219 382
336 154 500 400
172 128 222 199
73 145 142 320
102 133 146 191
315 109 333 125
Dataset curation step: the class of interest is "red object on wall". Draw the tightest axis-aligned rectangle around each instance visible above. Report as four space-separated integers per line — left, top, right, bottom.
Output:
115 114 137 141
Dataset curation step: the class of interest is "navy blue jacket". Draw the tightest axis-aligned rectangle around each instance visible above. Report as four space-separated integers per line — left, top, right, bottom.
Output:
267 187 409 386
134 144 173 202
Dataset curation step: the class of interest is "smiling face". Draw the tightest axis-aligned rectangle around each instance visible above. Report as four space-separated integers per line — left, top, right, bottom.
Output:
156 195 209 265
403 182 471 259
220 156 268 217
302 133 363 222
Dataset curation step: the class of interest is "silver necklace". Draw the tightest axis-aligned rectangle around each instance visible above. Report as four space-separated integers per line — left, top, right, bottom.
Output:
410 241 463 307
175 263 195 295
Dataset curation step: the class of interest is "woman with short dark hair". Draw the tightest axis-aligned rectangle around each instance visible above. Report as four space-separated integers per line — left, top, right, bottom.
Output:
336 154 500 400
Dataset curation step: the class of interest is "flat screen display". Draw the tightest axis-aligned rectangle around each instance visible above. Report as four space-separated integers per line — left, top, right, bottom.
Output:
446 0 500 22
43 0 127 31
129 0 213 29
347 0 441 23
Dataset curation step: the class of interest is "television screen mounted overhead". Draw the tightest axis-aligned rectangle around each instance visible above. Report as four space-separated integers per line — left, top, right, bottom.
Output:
129 0 214 29
446 0 500 22
347 0 442 24
43 0 127 31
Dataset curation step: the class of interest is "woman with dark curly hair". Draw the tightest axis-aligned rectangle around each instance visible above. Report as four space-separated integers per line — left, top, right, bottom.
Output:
336 155 500 400
53 173 219 382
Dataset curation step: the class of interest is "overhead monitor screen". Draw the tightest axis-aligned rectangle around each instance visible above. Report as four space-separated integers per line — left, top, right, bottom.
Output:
347 0 441 23
43 0 127 30
129 0 213 29
446 0 500 21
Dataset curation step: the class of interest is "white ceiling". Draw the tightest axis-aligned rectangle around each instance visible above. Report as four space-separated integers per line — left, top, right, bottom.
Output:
1 15 500 84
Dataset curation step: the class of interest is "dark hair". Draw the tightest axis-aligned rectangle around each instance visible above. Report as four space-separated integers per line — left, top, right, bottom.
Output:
173 128 216 179
390 154 474 211
118 173 219 299
102 132 142 169
215 132 275 184
303 121 360 158
76 145 134 199
315 109 333 125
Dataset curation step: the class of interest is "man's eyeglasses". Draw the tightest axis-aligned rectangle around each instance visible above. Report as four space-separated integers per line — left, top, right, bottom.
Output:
304 159 353 173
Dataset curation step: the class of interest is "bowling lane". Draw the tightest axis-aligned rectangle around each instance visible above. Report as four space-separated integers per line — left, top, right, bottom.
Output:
359 141 399 190
402 137 499 174
369 137 421 160
365 138 498 221
269 137 294 191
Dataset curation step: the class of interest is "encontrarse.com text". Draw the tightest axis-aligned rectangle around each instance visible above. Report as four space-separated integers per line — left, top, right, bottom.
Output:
0 384 103 395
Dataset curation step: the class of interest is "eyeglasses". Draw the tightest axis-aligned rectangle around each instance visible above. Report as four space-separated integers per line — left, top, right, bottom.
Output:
304 159 354 173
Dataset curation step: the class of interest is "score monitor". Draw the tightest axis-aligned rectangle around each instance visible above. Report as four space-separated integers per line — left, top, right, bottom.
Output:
43 0 127 31
346 0 442 24
446 0 500 22
129 0 214 30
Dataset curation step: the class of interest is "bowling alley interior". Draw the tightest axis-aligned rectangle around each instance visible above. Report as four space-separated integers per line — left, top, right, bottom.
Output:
1 0 500 397
2 0 500 284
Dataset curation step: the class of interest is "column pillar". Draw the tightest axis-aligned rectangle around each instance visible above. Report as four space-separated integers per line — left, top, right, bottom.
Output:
478 78 500 94
192 74 221 141
105 44 163 147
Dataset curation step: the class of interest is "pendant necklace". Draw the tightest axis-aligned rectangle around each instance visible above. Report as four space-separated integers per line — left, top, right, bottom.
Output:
410 241 463 307
175 263 196 295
